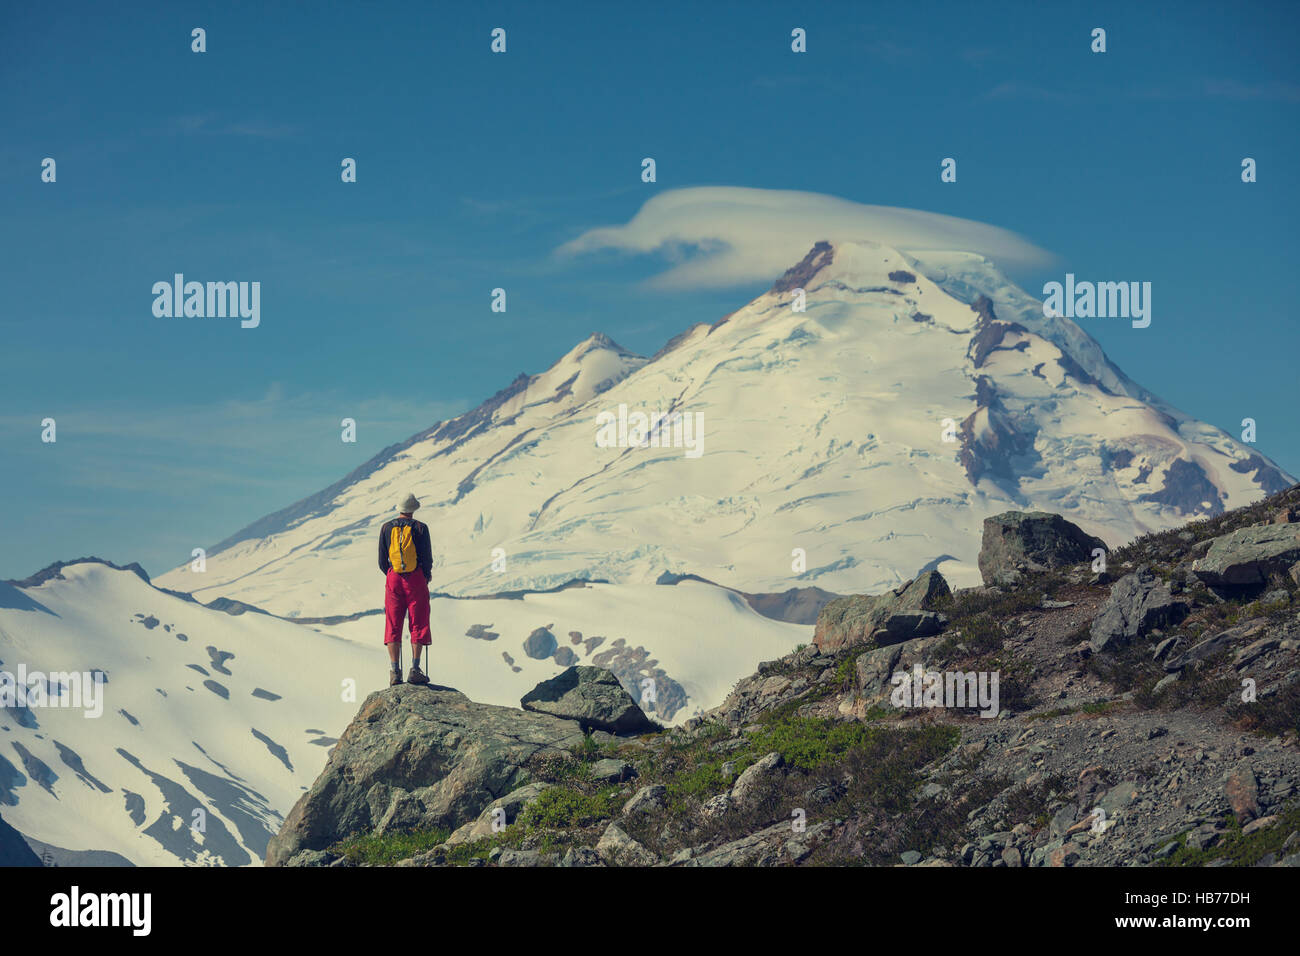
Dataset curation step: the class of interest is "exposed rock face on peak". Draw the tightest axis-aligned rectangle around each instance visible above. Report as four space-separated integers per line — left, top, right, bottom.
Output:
978 512 1108 587
771 239 834 293
5 557 151 589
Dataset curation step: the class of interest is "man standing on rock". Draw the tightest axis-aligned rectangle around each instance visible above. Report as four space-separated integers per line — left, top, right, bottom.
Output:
379 494 434 686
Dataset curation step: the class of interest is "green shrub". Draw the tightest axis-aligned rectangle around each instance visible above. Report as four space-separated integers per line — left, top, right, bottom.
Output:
517 786 621 830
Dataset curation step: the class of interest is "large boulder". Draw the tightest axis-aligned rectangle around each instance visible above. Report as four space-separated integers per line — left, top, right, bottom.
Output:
978 512 1108 586
520 666 658 735
1192 524 1300 587
813 571 950 653
1089 566 1189 653
265 684 587 866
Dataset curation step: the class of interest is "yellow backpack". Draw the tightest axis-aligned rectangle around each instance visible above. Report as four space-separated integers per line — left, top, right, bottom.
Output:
389 522 419 573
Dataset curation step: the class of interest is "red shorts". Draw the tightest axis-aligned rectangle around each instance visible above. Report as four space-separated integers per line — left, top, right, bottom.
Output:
384 570 431 646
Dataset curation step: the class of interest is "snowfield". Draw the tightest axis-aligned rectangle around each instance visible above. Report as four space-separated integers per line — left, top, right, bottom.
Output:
0 564 804 865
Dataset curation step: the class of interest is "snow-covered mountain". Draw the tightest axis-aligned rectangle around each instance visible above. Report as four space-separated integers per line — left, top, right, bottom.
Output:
0 560 800 865
6 238 1292 867
157 239 1293 619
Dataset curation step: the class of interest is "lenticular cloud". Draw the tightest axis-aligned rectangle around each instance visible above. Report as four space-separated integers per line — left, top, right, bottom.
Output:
556 186 1055 289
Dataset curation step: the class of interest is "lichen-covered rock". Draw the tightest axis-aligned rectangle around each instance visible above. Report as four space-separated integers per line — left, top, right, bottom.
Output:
520 666 658 735
680 819 832 867
1089 566 1188 652
595 821 657 866
265 684 586 866
978 511 1107 586
1192 524 1300 587
813 571 950 653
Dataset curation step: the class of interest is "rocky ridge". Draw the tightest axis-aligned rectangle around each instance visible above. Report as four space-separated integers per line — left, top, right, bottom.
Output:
270 484 1300 868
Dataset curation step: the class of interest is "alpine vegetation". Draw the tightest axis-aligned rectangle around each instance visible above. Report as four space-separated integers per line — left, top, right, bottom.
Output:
1041 274 1151 328
151 274 260 328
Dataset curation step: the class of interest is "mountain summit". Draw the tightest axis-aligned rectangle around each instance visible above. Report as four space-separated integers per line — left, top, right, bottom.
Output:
157 240 1292 618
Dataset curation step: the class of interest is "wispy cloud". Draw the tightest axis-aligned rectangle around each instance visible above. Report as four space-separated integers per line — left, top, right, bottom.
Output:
1203 78 1300 102
982 81 1073 102
554 186 1053 290
168 114 303 139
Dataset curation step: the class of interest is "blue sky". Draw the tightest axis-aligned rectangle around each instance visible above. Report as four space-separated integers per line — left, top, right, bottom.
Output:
1 0 1297 581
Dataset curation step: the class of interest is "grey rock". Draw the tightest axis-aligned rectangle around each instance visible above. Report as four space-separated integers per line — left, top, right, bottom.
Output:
731 752 786 808
1153 636 1181 661
559 846 603 867
700 793 732 818
1192 524 1300 587
1165 627 1242 672
1235 637 1280 670
265 684 587 866
872 610 949 646
521 666 657 735
978 511 1108 587
684 820 830 867
622 784 668 816
855 644 904 699
814 571 950 652
589 758 636 784
285 848 336 867
445 781 550 847
1153 673 1180 694
1090 566 1188 653
595 822 657 866
496 848 551 867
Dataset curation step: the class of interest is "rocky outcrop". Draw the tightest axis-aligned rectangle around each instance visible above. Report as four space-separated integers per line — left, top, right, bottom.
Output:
680 819 833 867
978 511 1108 586
1089 566 1189 652
265 684 590 866
813 571 950 652
444 782 549 847
1192 524 1300 587
520 666 658 735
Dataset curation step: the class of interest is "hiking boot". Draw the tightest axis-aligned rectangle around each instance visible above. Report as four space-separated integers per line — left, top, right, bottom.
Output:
390 669 404 686
408 665 430 686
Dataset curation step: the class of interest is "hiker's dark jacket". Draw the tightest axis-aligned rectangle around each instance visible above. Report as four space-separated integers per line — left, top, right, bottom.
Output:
378 517 433 580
